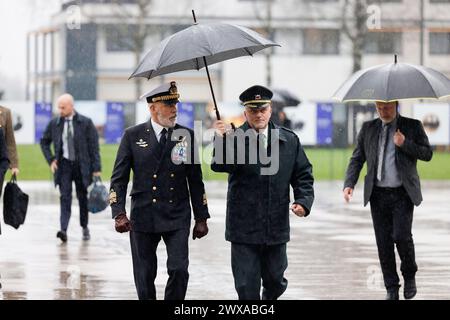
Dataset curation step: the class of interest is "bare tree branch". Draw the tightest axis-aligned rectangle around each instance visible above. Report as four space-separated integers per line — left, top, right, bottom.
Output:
341 0 369 73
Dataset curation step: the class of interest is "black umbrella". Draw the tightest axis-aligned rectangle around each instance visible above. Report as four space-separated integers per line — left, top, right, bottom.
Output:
130 10 280 120
271 88 301 108
333 55 450 102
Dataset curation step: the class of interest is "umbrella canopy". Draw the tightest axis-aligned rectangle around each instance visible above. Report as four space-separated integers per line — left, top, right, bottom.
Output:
130 22 279 80
333 56 450 102
271 88 301 108
130 11 279 122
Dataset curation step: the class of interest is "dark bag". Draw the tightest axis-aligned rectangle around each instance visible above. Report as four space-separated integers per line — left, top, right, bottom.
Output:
3 175 29 229
88 176 109 214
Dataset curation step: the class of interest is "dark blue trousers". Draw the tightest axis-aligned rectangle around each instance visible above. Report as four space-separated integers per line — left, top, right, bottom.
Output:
59 159 88 231
130 228 189 300
231 242 288 300
370 186 417 290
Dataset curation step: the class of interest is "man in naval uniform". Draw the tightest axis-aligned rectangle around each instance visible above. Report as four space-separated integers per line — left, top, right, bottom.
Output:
110 81 210 300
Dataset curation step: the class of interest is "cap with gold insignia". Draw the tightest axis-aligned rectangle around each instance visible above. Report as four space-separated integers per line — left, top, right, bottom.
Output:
239 85 273 108
140 81 180 104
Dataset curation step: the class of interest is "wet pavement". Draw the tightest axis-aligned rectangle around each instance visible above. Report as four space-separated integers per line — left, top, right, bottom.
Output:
0 181 449 300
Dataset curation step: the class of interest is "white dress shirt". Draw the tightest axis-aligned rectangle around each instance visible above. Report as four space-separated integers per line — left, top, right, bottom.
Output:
151 118 169 143
62 114 75 160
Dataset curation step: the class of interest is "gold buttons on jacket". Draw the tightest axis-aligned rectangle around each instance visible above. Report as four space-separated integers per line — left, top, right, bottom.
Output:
169 200 173 204
170 174 175 178
170 188 174 191
153 186 157 191
153 199 157 203
153 174 157 179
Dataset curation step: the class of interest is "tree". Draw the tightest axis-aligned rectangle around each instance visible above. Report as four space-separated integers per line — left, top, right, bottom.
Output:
342 0 369 74
109 0 156 101
251 0 275 87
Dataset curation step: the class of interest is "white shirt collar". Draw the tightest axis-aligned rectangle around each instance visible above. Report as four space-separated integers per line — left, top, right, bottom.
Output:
253 126 268 137
151 118 168 136
261 126 268 137
64 112 75 121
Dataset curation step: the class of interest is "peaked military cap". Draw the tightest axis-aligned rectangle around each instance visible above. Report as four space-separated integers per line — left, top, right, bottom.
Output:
140 81 180 104
239 85 273 108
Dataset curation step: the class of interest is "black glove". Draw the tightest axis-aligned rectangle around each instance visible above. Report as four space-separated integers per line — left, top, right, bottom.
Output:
192 219 208 240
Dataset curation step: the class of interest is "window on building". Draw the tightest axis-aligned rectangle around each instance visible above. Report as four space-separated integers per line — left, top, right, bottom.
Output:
367 0 402 3
274 28 301 55
105 25 137 52
303 29 340 55
430 32 450 54
365 32 402 54
303 0 339 2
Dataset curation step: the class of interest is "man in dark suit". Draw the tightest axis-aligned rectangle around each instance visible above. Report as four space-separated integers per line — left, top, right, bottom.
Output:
211 85 314 300
110 81 210 300
343 101 432 300
40 94 101 243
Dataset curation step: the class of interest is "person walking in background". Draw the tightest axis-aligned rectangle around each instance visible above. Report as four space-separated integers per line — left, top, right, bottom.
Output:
40 94 101 243
343 101 432 300
0 128 10 228
0 105 19 190
277 110 292 129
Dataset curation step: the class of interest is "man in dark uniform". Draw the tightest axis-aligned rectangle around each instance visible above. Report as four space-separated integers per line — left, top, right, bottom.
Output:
211 85 314 300
110 81 210 300
344 101 432 300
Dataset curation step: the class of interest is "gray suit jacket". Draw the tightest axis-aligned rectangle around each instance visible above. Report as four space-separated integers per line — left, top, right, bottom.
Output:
344 115 432 206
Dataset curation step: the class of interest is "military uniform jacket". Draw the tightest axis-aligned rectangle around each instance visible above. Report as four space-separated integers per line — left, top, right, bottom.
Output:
110 121 210 233
211 121 314 245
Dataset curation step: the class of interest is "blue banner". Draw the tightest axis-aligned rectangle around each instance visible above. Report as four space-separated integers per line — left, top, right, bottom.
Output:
316 103 333 145
35 103 53 143
105 102 125 144
177 102 195 129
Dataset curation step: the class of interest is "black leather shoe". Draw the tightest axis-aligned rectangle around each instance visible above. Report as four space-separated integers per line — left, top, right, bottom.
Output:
82 227 90 241
385 287 399 300
404 278 417 300
57 231 68 243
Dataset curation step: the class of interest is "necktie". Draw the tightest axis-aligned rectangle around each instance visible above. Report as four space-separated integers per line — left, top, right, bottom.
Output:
377 123 390 181
258 133 267 149
66 119 75 161
160 128 168 148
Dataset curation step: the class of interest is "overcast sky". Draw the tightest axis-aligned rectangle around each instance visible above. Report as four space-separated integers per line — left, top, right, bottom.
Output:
0 0 61 100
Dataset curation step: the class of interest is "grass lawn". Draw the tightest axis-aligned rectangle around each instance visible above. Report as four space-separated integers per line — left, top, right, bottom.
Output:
10 144 450 181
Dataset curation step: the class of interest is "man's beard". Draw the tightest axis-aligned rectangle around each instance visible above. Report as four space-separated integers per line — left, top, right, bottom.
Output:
158 112 176 128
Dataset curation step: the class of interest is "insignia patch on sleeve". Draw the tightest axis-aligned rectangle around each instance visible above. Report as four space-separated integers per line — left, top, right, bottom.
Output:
109 189 117 205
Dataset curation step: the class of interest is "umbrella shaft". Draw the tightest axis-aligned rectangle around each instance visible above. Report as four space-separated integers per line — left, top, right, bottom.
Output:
203 56 221 120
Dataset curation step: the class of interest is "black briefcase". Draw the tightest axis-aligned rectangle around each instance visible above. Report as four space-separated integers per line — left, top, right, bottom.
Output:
3 175 29 229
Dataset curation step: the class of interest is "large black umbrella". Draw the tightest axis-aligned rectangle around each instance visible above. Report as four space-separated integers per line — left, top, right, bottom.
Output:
333 55 450 102
271 88 301 108
130 11 280 120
